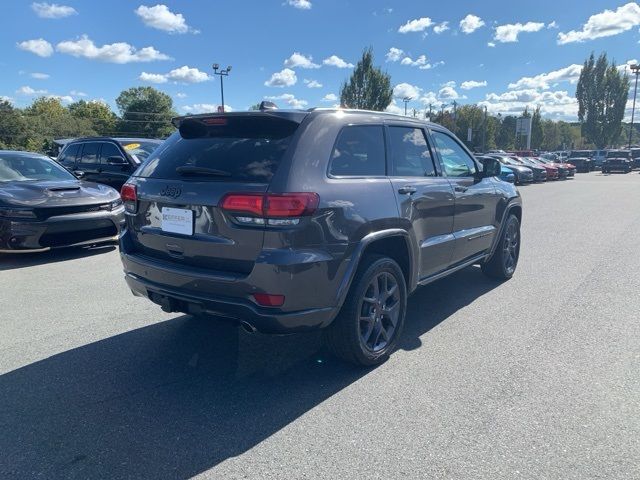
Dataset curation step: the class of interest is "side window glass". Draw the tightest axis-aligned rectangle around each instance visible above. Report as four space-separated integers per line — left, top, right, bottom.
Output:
58 144 79 166
100 143 123 164
329 126 385 177
388 127 436 177
79 143 100 164
432 131 476 178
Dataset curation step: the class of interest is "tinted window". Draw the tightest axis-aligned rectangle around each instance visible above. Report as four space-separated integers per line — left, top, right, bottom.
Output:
100 143 123 164
329 126 385 177
119 141 160 164
388 127 436 177
79 143 100 164
0 154 75 182
58 143 80 166
136 117 297 183
431 131 476 177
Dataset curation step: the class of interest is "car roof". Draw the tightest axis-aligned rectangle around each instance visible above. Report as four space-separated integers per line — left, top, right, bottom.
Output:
171 108 445 130
0 149 49 158
67 137 163 144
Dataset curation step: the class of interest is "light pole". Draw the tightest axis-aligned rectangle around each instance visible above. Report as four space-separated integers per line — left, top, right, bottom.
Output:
403 96 412 116
628 64 640 148
212 63 232 113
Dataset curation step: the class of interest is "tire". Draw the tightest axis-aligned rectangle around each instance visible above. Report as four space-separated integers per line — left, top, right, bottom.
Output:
323 254 407 367
482 215 521 280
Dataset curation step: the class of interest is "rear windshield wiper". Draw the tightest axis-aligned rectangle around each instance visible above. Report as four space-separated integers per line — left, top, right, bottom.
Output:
175 166 231 177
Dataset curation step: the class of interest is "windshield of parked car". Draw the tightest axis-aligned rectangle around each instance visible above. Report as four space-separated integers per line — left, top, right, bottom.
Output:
606 150 630 158
118 141 161 164
569 151 590 158
0 153 76 182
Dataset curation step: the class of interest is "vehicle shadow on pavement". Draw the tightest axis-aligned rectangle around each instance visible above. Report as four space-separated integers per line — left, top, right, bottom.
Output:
0 244 116 271
0 266 499 479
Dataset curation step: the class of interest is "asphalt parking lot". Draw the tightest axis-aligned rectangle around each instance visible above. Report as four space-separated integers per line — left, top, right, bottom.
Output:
1 172 639 480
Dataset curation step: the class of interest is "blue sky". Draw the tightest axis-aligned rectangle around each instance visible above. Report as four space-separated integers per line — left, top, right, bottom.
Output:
2 0 639 120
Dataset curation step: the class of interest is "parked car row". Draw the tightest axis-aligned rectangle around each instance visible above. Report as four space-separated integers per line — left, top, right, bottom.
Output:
544 148 640 174
476 153 576 185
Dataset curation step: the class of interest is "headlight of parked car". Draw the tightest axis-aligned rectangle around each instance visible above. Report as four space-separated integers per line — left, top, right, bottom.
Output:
0 207 37 219
109 198 123 210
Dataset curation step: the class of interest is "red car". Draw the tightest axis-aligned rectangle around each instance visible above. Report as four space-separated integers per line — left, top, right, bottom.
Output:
527 157 559 180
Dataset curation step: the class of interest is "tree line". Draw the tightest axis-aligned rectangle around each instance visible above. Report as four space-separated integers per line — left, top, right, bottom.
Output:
0 51 633 156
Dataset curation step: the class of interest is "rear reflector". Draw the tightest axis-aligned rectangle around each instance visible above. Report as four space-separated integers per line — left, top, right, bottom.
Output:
220 193 319 218
252 293 285 307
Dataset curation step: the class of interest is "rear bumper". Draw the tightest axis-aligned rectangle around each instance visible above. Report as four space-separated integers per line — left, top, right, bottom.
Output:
0 207 124 252
119 229 348 333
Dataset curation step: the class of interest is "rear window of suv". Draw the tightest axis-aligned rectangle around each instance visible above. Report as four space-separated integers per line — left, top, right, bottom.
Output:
135 116 299 183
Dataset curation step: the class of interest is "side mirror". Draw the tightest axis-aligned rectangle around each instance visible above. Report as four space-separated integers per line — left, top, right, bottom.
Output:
481 158 501 178
74 170 85 179
107 155 128 165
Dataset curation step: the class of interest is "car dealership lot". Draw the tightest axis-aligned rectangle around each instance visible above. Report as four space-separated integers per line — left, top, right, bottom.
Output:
1 173 639 479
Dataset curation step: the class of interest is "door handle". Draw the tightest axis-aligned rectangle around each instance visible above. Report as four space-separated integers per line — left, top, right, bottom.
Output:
454 185 468 193
398 186 417 195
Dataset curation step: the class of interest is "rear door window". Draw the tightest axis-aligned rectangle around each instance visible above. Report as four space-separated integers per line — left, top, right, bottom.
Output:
388 127 436 177
329 125 385 177
78 143 100 165
136 117 299 183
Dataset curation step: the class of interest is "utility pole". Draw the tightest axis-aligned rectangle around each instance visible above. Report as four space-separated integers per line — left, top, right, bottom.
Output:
481 105 487 153
428 103 433 121
212 63 232 113
628 64 640 148
440 103 447 122
452 100 458 133
403 97 412 116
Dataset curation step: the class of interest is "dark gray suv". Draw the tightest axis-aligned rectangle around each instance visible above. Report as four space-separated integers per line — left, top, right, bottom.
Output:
119 109 522 366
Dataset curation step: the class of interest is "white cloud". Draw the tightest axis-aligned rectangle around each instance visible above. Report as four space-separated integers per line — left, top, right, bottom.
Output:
438 86 460 100
56 35 171 63
434 21 449 34
494 22 545 43
393 83 422 99
304 79 322 88
181 104 233 114
508 64 582 90
265 93 308 109
284 52 320 69
47 94 74 104
487 42 496 48
547 21 558 29
135 4 197 34
264 68 297 87
16 86 48 96
558 2 640 44
286 0 311 9
139 72 168 83
31 2 77 19
30 72 50 79
479 88 578 120
385 99 404 115
460 80 487 90
322 93 338 102
385 47 404 62
323 55 354 68
398 17 433 33
460 14 484 34
176 92 187 98
17 38 54 57
69 90 87 97
0 96 14 104
441 81 456 88
139 66 210 84
401 55 428 67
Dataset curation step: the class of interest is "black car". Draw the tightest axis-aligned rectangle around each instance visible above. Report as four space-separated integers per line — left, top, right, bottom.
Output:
631 148 640 169
602 150 633 173
119 108 522 366
568 150 593 173
0 150 124 252
57 137 163 190
509 156 547 182
486 155 534 185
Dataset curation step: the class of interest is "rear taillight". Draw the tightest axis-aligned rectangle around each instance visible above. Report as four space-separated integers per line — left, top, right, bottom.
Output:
120 183 137 213
220 192 319 226
252 293 285 307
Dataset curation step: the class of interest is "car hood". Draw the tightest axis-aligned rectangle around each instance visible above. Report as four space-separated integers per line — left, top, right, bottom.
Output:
505 165 531 173
0 179 119 208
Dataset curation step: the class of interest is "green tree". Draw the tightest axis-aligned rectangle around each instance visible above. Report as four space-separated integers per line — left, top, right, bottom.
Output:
454 104 491 151
541 119 560 150
576 52 629 148
115 86 176 138
339 48 392 111
530 106 544 149
0 100 28 149
496 115 517 150
69 100 117 136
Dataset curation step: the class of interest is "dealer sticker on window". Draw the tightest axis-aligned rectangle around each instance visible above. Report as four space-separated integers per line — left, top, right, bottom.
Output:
161 207 193 235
